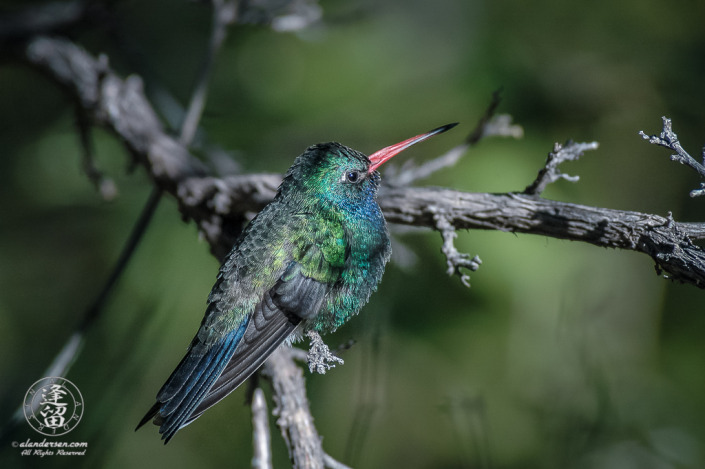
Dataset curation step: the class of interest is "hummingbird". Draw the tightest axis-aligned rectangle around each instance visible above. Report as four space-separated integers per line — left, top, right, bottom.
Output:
137 123 457 442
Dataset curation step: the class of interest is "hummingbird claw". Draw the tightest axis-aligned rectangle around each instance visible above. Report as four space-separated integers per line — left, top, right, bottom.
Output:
306 330 344 374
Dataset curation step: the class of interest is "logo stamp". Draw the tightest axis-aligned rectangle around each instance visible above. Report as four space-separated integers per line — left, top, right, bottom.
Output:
23 377 84 437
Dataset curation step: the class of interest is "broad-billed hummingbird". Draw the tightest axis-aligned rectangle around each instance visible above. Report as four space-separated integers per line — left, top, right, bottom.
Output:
137 123 457 442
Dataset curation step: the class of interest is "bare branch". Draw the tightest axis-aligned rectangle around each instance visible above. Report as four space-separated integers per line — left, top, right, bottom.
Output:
24 37 207 178
263 347 325 469
20 36 704 286
380 188 705 288
22 35 703 289
251 387 273 469
524 140 599 195
640 116 705 197
21 36 271 259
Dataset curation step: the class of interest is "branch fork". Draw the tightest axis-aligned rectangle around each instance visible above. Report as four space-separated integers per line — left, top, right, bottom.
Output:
524 140 599 195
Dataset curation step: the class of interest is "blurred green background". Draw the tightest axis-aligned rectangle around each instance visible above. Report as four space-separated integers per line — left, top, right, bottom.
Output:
1 0 705 467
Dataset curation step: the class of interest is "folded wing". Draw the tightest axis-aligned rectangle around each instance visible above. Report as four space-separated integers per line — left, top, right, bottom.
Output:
137 258 331 443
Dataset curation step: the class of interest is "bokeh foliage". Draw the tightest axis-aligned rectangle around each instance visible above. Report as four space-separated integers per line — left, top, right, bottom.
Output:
1 0 704 467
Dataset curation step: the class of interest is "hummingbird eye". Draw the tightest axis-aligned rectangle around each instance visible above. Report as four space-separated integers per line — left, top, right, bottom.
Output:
342 170 361 183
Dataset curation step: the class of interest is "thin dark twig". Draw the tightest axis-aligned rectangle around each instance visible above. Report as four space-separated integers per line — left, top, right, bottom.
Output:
179 0 237 146
466 89 503 145
80 186 162 331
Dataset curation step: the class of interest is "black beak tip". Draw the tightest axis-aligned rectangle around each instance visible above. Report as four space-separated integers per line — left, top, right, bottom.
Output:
432 122 459 135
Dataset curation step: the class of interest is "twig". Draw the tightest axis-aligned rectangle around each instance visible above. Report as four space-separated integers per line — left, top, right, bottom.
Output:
251 387 273 469
289 346 310 363
465 90 522 145
431 207 482 287
639 116 705 197
524 140 599 195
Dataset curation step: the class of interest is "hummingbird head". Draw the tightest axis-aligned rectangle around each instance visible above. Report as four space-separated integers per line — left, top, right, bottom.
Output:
279 123 458 211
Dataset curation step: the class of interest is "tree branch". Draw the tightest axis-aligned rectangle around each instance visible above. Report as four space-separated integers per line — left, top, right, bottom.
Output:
379 188 705 287
263 347 325 469
20 35 705 287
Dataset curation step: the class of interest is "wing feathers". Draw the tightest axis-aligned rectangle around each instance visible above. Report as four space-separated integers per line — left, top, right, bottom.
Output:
186 263 330 425
138 257 333 442
186 293 299 424
155 321 247 443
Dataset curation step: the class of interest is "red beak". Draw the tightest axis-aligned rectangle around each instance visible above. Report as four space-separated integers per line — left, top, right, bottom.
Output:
368 123 458 173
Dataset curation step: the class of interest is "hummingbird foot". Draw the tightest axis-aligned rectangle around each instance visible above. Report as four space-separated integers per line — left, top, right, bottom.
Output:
305 330 344 374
